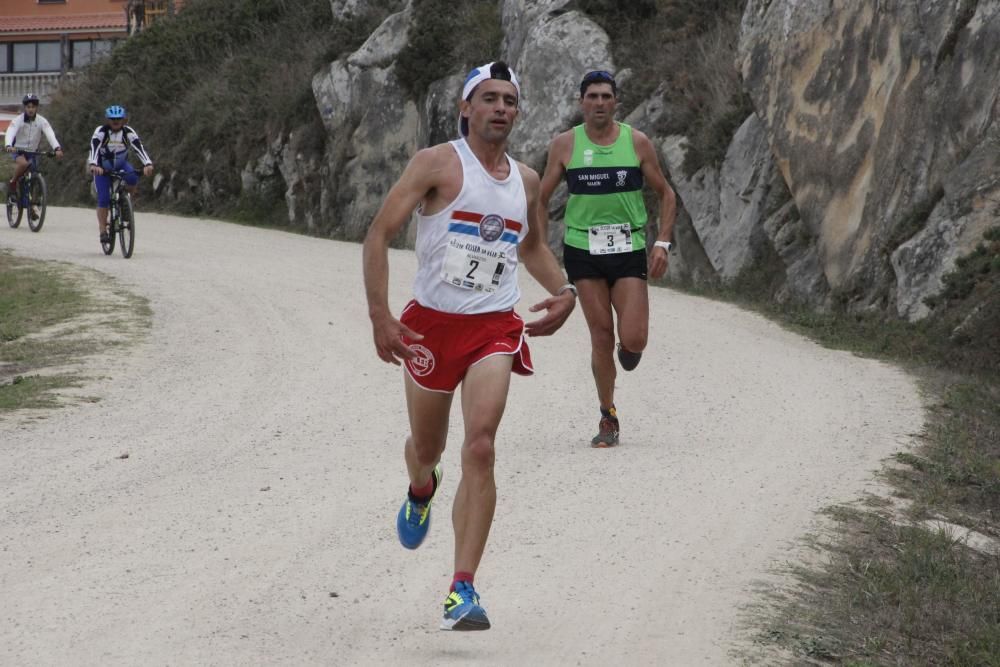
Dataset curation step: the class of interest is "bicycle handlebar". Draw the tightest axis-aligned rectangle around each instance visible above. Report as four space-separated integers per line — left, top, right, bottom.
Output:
10 149 57 157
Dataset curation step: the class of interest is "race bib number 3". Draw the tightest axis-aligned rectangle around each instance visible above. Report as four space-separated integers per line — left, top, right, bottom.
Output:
589 223 633 255
441 238 507 293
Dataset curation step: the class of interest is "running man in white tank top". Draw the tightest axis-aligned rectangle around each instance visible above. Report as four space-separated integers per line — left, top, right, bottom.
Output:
363 62 577 631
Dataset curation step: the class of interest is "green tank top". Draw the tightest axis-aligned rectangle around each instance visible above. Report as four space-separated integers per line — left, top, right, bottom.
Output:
563 122 647 251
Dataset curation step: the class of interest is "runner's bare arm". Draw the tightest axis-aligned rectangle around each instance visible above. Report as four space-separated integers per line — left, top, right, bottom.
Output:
518 163 576 336
362 148 444 364
635 130 677 280
536 131 572 234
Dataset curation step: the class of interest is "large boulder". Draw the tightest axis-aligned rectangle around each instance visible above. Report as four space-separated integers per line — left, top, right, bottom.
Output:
311 3 420 240
505 6 615 168
739 0 1000 315
892 137 1000 319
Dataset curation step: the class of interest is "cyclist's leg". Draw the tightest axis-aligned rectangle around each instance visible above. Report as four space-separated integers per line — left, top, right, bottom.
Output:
94 169 112 237
120 160 139 193
9 155 29 199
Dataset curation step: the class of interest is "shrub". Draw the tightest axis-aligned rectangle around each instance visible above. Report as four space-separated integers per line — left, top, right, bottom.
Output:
396 0 501 101
41 0 398 225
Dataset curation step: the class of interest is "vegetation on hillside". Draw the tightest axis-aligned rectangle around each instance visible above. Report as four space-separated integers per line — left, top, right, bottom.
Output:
579 0 752 176
396 0 502 100
42 0 399 222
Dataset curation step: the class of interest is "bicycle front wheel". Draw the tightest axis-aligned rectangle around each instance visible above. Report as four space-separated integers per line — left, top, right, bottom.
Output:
118 194 134 258
27 174 47 232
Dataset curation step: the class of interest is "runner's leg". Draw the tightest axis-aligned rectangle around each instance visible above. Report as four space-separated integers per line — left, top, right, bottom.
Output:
576 278 616 409
403 373 452 490
452 353 513 575
611 277 649 354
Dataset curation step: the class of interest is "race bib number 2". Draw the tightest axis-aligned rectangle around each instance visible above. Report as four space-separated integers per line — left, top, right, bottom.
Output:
441 238 506 293
589 223 633 255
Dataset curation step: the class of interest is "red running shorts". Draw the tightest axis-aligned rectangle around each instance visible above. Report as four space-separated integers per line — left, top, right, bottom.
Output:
399 300 533 393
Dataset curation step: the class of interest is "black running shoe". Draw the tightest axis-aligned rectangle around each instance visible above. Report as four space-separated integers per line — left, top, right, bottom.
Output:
617 343 642 371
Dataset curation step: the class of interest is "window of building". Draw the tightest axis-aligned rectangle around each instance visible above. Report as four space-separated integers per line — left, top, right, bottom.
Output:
37 42 60 71
11 42 62 72
71 40 116 69
72 41 92 68
0 45 8 73
13 43 36 72
94 40 114 58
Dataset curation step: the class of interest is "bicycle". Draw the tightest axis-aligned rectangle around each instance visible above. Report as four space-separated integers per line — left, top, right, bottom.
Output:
5 150 54 232
100 169 136 258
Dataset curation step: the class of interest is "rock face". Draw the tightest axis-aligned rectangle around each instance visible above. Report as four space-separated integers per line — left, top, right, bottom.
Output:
739 0 1000 317
503 3 615 168
305 0 616 245
311 2 420 241
278 0 999 319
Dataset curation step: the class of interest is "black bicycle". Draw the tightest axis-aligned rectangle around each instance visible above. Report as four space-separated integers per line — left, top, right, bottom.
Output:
101 170 135 258
6 150 54 232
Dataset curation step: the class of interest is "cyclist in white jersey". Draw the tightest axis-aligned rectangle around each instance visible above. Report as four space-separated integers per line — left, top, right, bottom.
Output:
4 93 64 218
87 105 153 244
363 61 576 631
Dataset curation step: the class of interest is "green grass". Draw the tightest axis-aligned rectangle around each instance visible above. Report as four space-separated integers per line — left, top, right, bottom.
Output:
0 251 149 412
756 508 1000 665
0 373 84 410
0 252 91 343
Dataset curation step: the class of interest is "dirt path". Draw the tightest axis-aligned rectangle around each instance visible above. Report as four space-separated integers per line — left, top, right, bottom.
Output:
0 208 922 665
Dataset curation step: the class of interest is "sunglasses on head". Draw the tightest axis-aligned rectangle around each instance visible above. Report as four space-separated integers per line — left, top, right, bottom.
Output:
583 70 615 82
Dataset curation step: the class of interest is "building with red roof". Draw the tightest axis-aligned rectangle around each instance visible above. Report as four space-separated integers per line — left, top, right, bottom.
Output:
1 1 183 104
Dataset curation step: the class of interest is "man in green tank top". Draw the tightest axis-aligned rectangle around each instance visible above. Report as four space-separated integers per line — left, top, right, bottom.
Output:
538 70 677 447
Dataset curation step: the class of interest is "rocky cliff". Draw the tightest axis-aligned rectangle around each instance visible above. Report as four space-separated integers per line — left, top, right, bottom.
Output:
739 0 1000 318
283 0 999 319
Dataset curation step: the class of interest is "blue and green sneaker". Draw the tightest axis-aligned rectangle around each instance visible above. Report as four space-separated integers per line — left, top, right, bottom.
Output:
440 581 490 631
395 466 442 550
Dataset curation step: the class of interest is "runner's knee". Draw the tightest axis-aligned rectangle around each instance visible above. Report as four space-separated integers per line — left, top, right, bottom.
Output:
462 433 495 470
590 326 615 354
409 435 445 467
620 331 647 353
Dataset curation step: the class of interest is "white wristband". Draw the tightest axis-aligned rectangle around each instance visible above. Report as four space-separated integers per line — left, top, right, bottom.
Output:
557 283 578 298
654 240 673 253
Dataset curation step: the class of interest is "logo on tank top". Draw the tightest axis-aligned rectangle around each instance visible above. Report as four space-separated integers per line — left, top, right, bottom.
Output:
616 170 628 187
583 149 594 166
407 344 435 377
479 214 505 242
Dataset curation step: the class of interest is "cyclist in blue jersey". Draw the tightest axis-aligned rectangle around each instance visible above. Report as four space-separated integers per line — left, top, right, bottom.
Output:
87 105 153 244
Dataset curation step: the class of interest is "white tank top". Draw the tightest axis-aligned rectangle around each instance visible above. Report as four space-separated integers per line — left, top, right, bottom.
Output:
412 138 528 314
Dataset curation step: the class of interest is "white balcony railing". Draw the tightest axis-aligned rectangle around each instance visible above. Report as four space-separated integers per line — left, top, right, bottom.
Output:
0 73 73 105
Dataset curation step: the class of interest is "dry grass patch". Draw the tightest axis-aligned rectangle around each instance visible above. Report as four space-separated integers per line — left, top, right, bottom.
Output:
0 251 150 412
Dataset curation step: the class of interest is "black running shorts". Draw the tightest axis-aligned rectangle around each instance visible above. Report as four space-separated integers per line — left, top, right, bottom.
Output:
563 244 648 286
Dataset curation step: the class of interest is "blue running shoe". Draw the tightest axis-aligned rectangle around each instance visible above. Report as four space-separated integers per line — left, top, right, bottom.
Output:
396 466 442 550
440 581 491 631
